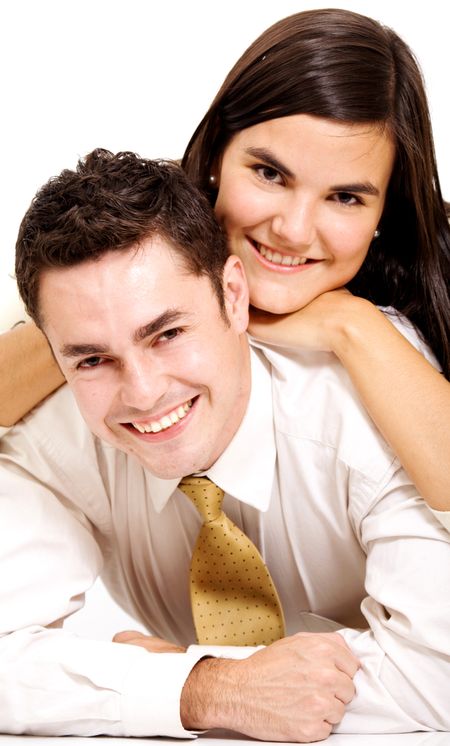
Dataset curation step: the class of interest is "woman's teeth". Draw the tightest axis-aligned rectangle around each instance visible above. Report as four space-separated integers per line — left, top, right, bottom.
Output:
131 400 192 434
258 244 308 266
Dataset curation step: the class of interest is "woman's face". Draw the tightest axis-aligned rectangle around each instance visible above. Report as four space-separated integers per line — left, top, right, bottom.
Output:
214 114 395 313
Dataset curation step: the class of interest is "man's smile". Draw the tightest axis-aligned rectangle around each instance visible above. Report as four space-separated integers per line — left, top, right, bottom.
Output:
130 399 193 433
120 397 198 442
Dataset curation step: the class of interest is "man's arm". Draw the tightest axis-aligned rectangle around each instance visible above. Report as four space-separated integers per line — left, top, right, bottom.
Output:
0 454 358 742
334 465 450 733
113 629 359 742
124 464 450 737
180 475 450 739
0 427 206 738
181 633 358 743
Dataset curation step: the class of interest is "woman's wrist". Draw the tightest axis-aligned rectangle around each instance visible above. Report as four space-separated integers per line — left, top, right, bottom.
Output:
323 296 385 361
0 322 65 426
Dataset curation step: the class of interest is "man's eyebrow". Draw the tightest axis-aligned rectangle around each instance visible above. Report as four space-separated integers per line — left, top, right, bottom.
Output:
60 343 109 358
330 182 380 197
244 147 295 179
60 310 186 358
133 309 185 343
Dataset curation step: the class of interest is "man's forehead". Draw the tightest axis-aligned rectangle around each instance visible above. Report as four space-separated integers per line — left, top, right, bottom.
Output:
39 239 208 317
44 236 179 276
38 244 221 354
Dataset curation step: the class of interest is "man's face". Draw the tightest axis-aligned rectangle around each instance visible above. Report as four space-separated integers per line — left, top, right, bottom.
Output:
40 237 251 478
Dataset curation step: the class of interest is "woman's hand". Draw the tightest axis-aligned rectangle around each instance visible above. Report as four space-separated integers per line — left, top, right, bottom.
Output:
248 288 357 353
113 630 185 653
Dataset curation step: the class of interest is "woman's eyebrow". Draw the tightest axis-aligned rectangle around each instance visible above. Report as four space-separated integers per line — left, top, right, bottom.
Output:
330 182 380 196
244 147 295 179
244 149 380 197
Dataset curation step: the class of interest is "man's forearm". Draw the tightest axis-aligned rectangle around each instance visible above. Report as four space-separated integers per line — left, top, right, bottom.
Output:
181 657 237 730
180 632 358 743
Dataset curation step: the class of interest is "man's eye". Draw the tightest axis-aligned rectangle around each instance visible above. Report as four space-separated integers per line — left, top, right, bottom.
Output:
159 328 181 342
77 356 104 369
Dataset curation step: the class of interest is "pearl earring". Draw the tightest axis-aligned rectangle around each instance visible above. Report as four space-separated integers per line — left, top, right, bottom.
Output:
209 174 217 186
373 229 380 239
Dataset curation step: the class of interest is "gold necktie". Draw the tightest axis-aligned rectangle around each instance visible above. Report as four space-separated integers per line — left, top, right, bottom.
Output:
179 476 285 646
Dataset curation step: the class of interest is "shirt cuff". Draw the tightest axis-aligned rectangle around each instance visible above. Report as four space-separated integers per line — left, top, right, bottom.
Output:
120 648 209 738
187 643 262 659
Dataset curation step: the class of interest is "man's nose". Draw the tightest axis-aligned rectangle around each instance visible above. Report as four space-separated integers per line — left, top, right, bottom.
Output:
271 193 317 247
119 356 168 412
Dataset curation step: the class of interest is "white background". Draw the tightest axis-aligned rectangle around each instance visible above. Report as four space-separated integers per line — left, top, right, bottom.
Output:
1 0 449 638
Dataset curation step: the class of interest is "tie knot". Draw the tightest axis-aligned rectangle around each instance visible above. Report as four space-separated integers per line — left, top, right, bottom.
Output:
179 476 224 522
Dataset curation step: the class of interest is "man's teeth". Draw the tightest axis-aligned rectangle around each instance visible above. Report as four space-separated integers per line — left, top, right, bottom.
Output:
131 401 192 434
258 244 308 266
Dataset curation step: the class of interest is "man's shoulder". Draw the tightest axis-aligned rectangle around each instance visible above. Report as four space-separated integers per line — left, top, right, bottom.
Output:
3 384 90 451
251 341 397 479
0 385 112 501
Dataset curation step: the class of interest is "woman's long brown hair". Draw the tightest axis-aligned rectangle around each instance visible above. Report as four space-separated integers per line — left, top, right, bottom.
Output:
182 9 450 378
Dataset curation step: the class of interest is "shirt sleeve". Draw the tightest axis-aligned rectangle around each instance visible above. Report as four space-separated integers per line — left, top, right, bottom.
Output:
335 463 450 733
429 508 450 532
0 451 208 737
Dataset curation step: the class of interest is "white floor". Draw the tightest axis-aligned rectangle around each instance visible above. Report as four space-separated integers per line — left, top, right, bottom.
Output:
1 731 449 745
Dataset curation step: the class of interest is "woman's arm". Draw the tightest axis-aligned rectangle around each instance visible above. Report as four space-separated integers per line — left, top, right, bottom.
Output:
0 322 65 427
249 292 450 511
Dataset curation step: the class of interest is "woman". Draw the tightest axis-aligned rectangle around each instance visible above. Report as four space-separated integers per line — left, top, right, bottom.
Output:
1 9 449 520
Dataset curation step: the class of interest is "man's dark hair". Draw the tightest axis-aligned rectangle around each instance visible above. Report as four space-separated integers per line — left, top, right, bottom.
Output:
15 148 229 327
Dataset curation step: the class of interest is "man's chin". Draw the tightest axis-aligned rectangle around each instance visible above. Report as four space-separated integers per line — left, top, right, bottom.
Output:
88 427 141 460
97 424 211 479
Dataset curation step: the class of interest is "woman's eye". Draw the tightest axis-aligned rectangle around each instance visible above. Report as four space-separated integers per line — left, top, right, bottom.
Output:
253 165 283 184
334 192 361 206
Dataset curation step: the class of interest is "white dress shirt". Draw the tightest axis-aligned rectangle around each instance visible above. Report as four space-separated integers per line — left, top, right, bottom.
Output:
0 312 449 737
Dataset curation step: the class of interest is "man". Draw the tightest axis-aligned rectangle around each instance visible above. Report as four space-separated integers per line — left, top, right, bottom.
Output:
1 150 449 740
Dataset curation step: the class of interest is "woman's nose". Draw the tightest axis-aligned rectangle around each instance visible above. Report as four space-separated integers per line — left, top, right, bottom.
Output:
271 194 316 247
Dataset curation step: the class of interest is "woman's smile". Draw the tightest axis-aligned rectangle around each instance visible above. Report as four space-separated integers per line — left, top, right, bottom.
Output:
214 114 394 314
248 236 322 270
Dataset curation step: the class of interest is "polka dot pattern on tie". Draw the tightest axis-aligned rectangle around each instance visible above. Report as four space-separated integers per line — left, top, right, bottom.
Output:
179 476 285 646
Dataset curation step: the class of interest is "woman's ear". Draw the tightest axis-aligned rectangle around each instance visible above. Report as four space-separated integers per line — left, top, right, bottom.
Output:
222 255 249 333
209 153 223 190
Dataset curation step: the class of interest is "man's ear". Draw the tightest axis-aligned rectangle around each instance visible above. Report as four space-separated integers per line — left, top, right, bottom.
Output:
222 255 249 333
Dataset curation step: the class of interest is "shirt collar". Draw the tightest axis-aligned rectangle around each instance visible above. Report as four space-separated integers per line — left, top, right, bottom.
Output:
147 345 276 513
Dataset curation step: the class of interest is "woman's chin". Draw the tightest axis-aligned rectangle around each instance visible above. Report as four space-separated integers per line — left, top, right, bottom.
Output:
249 293 311 315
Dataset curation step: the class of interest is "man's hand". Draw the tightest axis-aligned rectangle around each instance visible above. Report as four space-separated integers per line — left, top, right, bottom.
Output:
181 631 359 743
113 630 185 653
